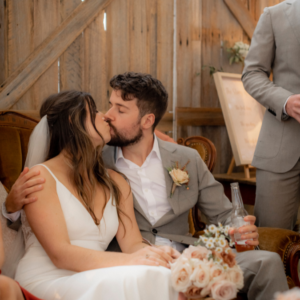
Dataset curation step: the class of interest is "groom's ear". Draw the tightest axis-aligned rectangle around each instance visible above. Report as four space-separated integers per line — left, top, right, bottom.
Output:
141 113 155 130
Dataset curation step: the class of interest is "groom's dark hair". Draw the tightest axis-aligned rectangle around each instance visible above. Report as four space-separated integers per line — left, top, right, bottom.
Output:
109 72 168 130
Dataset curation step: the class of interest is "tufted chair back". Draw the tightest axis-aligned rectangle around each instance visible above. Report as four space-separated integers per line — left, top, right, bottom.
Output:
0 111 38 191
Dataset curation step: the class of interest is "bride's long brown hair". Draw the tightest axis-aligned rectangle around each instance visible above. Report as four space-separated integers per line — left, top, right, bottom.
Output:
42 90 127 227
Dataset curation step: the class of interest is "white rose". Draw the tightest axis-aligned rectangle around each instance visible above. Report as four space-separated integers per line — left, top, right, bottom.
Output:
225 265 244 290
211 280 237 300
171 257 193 292
190 260 210 288
169 169 189 186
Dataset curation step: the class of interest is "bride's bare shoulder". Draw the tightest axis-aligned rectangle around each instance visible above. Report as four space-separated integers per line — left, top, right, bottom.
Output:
29 163 56 185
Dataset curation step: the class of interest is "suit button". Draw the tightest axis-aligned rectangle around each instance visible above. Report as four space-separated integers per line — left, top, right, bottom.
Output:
152 228 158 234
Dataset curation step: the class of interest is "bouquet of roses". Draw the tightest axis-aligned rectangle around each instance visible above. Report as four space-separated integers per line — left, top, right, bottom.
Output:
171 223 243 300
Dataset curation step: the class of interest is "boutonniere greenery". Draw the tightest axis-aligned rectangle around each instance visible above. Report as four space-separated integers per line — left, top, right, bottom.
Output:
167 160 190 197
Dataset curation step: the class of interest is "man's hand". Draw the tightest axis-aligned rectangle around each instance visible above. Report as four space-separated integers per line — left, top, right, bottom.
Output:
228 215 259 247
285 94 300 123
156 245 181 261
5 167 45 213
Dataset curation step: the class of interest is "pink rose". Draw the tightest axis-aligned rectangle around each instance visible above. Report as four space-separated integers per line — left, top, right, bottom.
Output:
225 265 244 290
190 260 210 288
211 280 237 300
171 257 193 292
183 245 211 260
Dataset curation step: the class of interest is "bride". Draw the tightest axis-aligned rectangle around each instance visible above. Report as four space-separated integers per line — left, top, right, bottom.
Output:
15 90 182 300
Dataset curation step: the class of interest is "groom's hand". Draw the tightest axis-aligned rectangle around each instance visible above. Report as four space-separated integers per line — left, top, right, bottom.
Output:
228 215 259 247
156 245 181 260
5 167 45 213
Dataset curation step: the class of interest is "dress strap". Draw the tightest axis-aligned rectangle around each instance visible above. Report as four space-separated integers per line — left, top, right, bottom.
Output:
37 164 59 183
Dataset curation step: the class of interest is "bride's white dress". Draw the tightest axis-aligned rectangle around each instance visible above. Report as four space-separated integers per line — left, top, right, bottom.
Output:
15 165 178 300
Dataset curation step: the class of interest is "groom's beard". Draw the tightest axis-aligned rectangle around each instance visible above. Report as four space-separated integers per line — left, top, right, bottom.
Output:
106 122 143 147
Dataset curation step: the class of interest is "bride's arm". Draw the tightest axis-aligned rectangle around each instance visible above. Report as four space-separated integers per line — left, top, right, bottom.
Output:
24 165 173 272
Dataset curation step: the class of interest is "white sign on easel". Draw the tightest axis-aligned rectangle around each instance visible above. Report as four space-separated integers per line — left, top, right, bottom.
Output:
213 72 265 176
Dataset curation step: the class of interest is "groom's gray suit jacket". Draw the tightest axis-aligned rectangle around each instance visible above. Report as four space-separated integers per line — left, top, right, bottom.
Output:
103 138 232 250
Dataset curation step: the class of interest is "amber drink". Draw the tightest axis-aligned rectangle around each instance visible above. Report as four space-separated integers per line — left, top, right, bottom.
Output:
230 182 254 252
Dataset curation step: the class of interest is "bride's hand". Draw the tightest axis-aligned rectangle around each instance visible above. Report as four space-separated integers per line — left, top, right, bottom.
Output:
127 246 174 269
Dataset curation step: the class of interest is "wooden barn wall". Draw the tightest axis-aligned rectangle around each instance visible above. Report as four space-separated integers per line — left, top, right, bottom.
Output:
0 0 284 173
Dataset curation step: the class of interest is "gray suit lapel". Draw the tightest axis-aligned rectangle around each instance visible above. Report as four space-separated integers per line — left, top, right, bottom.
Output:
158 139 182 216
285 0 300 46
102 145 150 222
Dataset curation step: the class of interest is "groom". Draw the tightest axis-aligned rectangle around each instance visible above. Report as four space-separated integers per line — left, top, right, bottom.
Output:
101 73 288 299
4 72 288 299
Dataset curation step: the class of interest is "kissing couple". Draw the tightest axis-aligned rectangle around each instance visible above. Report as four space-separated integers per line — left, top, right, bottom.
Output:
3 72 288 300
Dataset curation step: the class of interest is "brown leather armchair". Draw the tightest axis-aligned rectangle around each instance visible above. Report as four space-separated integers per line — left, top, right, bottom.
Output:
0 111 38 191
178 135 300 292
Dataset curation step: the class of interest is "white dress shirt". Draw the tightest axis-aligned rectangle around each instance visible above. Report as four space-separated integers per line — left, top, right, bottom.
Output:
2 201 20 222
116 135 185 252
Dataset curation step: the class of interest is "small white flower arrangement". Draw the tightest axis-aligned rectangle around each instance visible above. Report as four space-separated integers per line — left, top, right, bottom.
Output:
196 223 234 248
227 41 250 65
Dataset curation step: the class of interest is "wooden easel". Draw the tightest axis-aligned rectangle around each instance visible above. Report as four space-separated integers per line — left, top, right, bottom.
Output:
227 157 255 179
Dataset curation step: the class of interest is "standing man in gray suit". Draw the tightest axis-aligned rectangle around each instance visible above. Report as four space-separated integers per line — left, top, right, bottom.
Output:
242 0 300 230
4 72 288 299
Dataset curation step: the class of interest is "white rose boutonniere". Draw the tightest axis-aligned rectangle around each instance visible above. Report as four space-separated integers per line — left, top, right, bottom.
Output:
167 161 190 197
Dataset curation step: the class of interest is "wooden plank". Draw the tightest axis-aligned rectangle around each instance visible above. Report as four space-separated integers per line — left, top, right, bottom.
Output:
176 107 225 126
7 110 40 120
0 0 7 84
106 0 129 99
0 0 113 110
7 0 34 110
146 0 158 78
59 0 83 91
176 0 193 108
30 0 59 110
224 0 257 39
128 0 148 72
83 11 108 112
191 0 202 108
156 0 173 112
214 172 256 185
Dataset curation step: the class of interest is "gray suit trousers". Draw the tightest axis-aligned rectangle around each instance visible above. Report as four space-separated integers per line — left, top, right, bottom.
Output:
235 250 288 300
255 160 300 230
